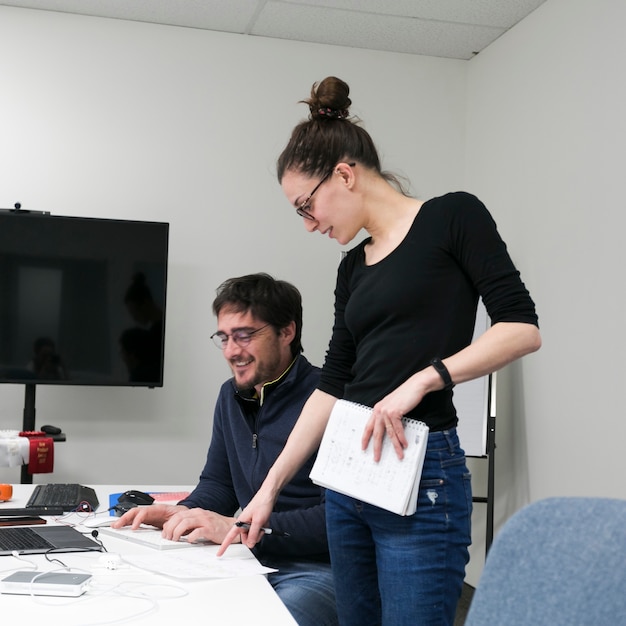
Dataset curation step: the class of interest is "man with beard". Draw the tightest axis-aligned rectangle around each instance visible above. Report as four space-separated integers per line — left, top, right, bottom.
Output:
112 273 337 626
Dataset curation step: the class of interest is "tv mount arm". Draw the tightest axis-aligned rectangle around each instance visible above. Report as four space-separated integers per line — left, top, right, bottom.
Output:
1 203 56 482
20 384 37 484
20 382 65 485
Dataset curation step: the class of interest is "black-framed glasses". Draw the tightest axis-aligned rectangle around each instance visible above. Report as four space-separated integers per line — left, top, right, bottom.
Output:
295 171 332 220
210 324 271 350
295 162 356 221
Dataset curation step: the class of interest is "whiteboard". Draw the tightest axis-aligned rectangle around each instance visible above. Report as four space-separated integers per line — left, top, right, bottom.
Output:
454 300 491 457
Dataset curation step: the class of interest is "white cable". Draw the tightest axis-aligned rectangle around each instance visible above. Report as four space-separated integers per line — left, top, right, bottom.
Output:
23 566 188 626
10 550 38 567
2 554 188 625
74 580 189 626
0 551 38 577
28 565 93 607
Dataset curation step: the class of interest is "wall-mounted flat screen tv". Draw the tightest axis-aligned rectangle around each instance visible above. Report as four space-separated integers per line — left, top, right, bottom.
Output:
0 210 169 388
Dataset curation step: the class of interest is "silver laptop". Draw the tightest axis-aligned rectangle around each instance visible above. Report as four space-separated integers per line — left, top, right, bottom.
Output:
0 525 103 556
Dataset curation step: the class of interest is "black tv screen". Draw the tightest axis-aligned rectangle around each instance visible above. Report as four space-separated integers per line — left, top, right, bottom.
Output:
0 211 169 387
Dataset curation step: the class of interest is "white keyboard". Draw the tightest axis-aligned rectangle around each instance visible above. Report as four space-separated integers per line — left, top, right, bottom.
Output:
98 526 196 550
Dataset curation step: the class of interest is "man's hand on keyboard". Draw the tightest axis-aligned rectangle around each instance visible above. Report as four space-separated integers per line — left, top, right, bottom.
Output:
161 508 240 545
111 505 239 545
111 504 187 531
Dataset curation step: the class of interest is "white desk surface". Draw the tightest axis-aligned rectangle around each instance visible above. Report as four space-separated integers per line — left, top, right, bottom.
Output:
0 485 297 626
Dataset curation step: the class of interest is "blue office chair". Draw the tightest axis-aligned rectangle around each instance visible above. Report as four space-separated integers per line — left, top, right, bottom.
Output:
464 497 626 626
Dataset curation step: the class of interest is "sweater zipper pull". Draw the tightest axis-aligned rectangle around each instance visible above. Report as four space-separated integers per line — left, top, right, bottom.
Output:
252 433 258 449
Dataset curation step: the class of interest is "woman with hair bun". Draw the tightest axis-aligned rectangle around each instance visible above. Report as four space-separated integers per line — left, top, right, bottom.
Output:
220 76 541 626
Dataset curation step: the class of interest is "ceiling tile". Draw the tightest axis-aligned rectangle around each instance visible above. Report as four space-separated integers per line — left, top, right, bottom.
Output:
254 3 504 59
0 0 548 59
280 0 548 28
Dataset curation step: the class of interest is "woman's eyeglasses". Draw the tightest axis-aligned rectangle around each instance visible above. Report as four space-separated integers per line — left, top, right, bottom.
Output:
295 162 355 221
210 324 270 349
295 171 332 220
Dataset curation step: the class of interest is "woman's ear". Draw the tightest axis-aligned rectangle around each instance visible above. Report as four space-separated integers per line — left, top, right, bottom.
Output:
334 162 355 188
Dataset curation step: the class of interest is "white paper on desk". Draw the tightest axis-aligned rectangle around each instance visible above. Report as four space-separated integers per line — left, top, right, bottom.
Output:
122 545 277 580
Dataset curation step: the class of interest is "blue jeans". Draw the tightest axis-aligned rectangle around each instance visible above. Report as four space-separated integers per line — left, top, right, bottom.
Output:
266 559 339 626
325 428 472 626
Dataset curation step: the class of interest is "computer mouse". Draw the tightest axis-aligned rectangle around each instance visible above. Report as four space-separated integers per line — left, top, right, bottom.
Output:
117 490 155 506
82 516 116 528
111 502 137 516
41 424 62 435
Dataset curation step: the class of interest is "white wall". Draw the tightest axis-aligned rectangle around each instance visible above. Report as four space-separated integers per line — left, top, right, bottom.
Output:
0 8 465 481
465 0 626 527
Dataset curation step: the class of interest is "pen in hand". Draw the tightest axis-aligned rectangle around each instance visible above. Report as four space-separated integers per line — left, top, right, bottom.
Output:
235 520 290 538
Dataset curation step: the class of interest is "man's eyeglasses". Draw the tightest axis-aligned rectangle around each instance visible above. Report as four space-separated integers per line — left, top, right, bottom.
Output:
295 162 356 221
210 324 271 350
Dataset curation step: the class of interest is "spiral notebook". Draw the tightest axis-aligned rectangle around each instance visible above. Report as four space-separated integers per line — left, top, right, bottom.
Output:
310 400 429 516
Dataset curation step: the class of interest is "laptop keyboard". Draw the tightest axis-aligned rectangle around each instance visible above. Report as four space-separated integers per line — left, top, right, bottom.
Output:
26 484 100 512
0 527 55 552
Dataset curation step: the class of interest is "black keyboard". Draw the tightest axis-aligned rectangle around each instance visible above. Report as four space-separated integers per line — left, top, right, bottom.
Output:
0 527 55 552
26 484 99 513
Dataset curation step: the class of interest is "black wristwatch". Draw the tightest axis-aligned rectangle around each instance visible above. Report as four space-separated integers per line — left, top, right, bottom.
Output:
430 357 455 390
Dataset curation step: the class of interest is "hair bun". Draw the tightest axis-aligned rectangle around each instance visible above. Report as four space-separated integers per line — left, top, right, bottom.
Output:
305 76 352 121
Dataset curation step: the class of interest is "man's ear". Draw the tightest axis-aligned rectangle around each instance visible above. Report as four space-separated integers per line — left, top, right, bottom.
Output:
279 321 297 344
